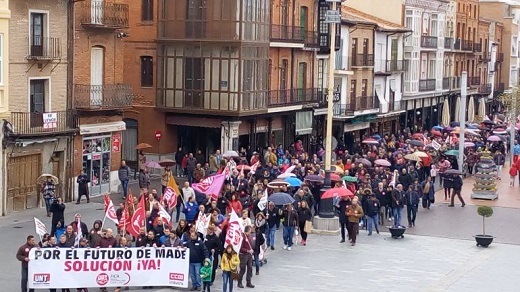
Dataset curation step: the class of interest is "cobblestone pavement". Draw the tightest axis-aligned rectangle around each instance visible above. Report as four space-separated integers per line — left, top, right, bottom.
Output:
2 199 520 292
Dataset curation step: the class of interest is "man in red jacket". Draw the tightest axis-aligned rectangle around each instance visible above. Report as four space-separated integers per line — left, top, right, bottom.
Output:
238 226 255 288
17 235 36 292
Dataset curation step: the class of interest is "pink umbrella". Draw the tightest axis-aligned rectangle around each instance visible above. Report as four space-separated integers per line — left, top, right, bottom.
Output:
144 161 163 169
374 159 391 167
487 135 501 142
464 142 475 147
362 138 379 144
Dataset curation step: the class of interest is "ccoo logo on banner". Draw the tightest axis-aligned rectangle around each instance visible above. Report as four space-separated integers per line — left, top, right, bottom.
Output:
28 247 190 289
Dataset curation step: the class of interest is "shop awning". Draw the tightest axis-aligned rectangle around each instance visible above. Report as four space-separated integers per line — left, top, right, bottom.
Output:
343 122 369 133
296 111 313 135
79 121 126 135
166 116 222 128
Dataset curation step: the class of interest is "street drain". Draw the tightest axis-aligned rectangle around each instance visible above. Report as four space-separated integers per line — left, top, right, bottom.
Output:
13 226 23 229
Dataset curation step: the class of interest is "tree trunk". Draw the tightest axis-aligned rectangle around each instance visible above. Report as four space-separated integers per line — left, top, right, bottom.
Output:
482 216 486 236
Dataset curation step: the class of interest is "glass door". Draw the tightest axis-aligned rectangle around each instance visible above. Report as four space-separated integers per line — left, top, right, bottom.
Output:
82 136 111 196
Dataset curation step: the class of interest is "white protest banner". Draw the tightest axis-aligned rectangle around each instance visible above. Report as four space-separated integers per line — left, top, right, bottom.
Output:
195 212 211 235
224 210 244 253
28 247 190 289
33 217 47 237
257 190 268 211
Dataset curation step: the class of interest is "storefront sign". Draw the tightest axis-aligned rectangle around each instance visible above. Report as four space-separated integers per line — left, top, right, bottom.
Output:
112 133 121 152
28 247 190 289
43 113 57 129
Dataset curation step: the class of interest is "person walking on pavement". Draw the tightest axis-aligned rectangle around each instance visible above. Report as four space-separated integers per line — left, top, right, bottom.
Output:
17 235 36 292
238 226 255 288
335 195 352 243
448 174 466 207
41 177 56 217
420 176 435 209
139 167 150 189
265 202 280 250
406 185 420 227
221 245 240 292
391 184 405 227
346 197 364 246
76 169 90 204
494 150 505 180
281 204 298 251
365 193 380 236
118 160 131 199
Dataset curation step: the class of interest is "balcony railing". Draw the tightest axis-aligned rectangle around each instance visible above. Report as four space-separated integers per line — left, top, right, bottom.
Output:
461 40 473 51
350 54 374 67
444 37 453 49
270 24 304 43
421 36 438 48
442 77 450 90
350 96 379 111
454 38 461 50
27 37 61 60
452 76 461 89
333 103 350 117
470 76 481 86
479 52 491 62
268 88 322 108
80 1 129 29
6 110 78 137
419 79 436 91
479 84 492 94
386 60 408 72
496 83 505 92
74 84 133 110
473 43 482 52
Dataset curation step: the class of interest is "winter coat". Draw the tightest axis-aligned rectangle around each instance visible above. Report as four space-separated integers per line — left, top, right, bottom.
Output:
183 202 199 222
184 238 209 264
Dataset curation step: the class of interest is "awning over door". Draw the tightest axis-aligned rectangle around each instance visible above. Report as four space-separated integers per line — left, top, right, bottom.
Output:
296 111 313 135
79 121 126 135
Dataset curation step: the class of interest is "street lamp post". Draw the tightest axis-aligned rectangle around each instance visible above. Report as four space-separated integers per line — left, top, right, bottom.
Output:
458 71 467 173
319 0 341 218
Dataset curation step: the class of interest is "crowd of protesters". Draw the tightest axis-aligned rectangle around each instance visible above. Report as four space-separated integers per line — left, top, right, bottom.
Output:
22 117 517 292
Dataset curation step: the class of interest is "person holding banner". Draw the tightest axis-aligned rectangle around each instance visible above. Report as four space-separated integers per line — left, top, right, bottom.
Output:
16 235 36 292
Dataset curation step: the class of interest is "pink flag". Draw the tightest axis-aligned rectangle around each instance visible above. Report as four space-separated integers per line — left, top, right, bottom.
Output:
224 210 244 253
103 194 119 225
192 174 226 200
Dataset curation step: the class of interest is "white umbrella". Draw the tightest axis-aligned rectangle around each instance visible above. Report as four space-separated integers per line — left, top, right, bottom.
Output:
442 98 451 126
478 98 486 120
454 96 461 122
467 96 475 122
222 150 239 158
277 173 296 179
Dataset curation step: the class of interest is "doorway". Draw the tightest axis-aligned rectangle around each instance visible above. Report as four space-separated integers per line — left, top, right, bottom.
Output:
82 135 111 196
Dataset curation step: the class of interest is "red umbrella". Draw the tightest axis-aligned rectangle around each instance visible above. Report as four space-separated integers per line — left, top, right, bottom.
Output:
431 129 442 137
330 173 341 181
412 133 424 139
321 188 354 199
236 164 250 171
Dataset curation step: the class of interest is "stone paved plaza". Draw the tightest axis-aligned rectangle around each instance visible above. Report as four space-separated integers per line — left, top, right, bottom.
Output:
2 200 520 292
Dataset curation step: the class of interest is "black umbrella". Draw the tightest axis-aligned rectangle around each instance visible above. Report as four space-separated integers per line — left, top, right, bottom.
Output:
444 169 463 175
268 192 295 205
410 140 424 147
482 120 495 125
304 174 324 182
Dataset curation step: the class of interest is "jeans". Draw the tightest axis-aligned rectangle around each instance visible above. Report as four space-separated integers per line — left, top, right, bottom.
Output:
367 214 379 235
21 267 35 292
282 226 295 247
253 252 260 272
176 164 183 176
121 179 129 198
222 271 233 292
44 197 53 213
187 171 195 184
393 206 403 227
406 205 418 226
340 222 348 241
266 225 276 247
189 263 202 288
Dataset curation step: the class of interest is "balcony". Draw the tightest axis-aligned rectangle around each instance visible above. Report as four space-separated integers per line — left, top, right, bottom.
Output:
453 38 461 50
461 40 473 51
27 37 61 60
452 76 461 89
6 110 78 137
420 36 438 48
419 79 436 92
442 77 450 90
268 88 322 108
479 52 491 62
479 84 492 94
333 103 351 117
80 1 129 29
470 76 481 86
496 83 505 92
386 60 408 72
350 54 374 67
473 43 482 52
351 96 379 112
74 84 133 110
444 37 453 49
270 25 318 48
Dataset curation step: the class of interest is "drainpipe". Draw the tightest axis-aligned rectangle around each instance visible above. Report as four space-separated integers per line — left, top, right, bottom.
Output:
67 0 76 202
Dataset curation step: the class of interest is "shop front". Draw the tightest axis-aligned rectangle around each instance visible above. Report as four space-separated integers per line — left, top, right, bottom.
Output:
76 121 126 198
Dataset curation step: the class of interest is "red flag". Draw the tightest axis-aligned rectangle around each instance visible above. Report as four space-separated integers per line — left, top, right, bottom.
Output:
128 195 146 238
103 194 119 225
162 187 178 209
119 206 131 230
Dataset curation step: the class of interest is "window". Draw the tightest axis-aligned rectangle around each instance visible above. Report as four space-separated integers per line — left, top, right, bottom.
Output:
142 0 153 21
317 59 324 89
350 79 356 102
280 59 288 90
0 34 3 85
511 67 518 86
140 56 153 87
30 12 46 57
361 79 367 96
512 36 518 56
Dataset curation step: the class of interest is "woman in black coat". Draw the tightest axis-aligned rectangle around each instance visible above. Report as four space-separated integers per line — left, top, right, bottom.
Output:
297 201 313 246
